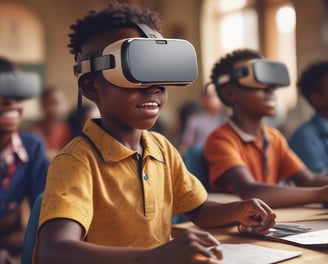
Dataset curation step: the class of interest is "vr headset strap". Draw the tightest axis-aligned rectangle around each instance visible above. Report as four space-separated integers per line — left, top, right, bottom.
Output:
216 67 249 86
74 54 115 76
74 24 161 77
136 24 162 38
232 67 249 79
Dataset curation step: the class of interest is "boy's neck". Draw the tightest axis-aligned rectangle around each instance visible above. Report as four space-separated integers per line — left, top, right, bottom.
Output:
230 115 263 139
100 120 144 155
121 139 144 156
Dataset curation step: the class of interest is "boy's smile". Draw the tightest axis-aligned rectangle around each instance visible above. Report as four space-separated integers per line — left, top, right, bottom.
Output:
135 86 165 117
136 100 161 115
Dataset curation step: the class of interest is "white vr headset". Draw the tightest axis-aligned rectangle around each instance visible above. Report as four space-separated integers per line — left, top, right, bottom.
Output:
216 59 290 89
74 24 198 88
0 71 41 98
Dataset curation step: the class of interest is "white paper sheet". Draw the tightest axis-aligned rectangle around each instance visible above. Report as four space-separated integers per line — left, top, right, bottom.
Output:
219 243 302 264
282 229 328 246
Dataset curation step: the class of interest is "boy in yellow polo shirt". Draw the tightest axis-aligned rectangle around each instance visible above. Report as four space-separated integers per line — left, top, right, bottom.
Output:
204 48 328 208
34 2 276 263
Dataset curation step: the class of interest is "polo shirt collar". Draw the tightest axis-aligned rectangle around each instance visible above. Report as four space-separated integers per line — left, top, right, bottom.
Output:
82 118 164 163
227 118 256 142
0 132 29 165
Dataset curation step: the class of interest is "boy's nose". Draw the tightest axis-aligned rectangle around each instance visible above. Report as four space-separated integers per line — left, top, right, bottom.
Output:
264 86 277 93
144 86 165 94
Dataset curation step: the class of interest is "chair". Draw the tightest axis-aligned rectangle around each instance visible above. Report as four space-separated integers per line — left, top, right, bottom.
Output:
21 192 43 264
183 144 212 192
172 145 211 224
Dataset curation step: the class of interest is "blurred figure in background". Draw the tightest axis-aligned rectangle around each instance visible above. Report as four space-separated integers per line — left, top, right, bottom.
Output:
167 101 202 148
66 103 100 139
0 57 49 263
178 85 226 156
204 48 328 208
289 61 328 175
24 86 71 158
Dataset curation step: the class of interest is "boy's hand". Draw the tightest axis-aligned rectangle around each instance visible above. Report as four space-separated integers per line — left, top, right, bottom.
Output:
146 229 223 264
236 198 276 235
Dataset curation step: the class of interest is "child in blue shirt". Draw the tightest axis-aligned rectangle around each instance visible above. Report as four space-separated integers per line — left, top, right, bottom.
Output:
289 61 328 175
0 57 49 263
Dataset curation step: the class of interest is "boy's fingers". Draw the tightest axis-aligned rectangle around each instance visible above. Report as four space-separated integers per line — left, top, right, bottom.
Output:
195 245 223 263
184 229 221 247
210 245 223 260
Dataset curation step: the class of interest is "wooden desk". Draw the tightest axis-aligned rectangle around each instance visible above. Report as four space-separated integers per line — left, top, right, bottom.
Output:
172 193 328 263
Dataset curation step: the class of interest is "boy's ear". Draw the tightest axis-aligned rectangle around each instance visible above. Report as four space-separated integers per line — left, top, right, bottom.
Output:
310 91 324 109
79 75 98 101
220 85 236 105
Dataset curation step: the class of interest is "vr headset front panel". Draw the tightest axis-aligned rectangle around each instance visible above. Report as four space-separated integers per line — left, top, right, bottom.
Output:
0 72 40 99
102 38 198 88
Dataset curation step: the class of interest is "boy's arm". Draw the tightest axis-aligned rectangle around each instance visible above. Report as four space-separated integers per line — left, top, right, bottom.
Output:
291 168 328 186
38 219 149 264
185 198 276 234
221 166 328 208
38 219 223 264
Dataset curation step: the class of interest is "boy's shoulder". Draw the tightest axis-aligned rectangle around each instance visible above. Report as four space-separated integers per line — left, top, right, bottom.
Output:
19 130 45 145
207 122 284 141
207 122 233 138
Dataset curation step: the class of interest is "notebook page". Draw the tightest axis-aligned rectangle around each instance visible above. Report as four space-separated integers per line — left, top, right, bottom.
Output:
220 243 301 264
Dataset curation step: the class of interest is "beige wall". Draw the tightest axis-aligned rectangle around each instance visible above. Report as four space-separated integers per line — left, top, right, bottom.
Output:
0 0 202 124
0 0 327 136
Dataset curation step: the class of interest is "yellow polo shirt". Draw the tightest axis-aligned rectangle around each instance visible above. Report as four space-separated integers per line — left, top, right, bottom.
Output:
35 119 207 252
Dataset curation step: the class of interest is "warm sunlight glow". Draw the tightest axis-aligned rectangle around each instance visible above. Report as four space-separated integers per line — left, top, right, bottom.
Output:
217 0 248 12
220 9 258 52
221 14 243 50
276 5 296 34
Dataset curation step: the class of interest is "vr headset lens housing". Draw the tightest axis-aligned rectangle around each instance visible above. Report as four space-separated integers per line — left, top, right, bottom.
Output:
0 72 41 99
75 38 198 88
216 59 290 89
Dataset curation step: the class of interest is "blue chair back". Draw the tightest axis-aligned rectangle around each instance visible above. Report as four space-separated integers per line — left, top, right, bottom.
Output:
183 145 212 192
172 145 212 224
21 192 43 264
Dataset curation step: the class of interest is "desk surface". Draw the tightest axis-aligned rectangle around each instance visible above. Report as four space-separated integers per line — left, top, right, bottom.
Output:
172 193 328 263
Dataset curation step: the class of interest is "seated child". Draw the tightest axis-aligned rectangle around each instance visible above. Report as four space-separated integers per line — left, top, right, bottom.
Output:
289 60 328 175
204 48 328 208
0 57 49 263
33 2 276 264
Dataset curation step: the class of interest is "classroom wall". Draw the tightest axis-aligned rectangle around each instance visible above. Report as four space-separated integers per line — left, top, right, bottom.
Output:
0 0 327 137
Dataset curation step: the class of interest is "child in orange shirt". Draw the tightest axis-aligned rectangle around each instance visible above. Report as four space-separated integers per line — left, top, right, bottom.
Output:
204 48 328 208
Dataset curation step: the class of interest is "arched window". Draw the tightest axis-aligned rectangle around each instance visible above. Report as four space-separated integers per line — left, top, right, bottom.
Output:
201 0 258 82
0 3 45 119
0 3 44 63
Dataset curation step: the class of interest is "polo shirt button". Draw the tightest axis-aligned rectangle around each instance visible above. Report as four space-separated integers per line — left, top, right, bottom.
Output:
143 174 148 180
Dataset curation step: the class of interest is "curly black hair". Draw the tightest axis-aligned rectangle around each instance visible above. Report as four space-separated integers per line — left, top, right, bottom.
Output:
297 60 328 105
210 48 262 105
68 1 162 60
0 57 17 72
